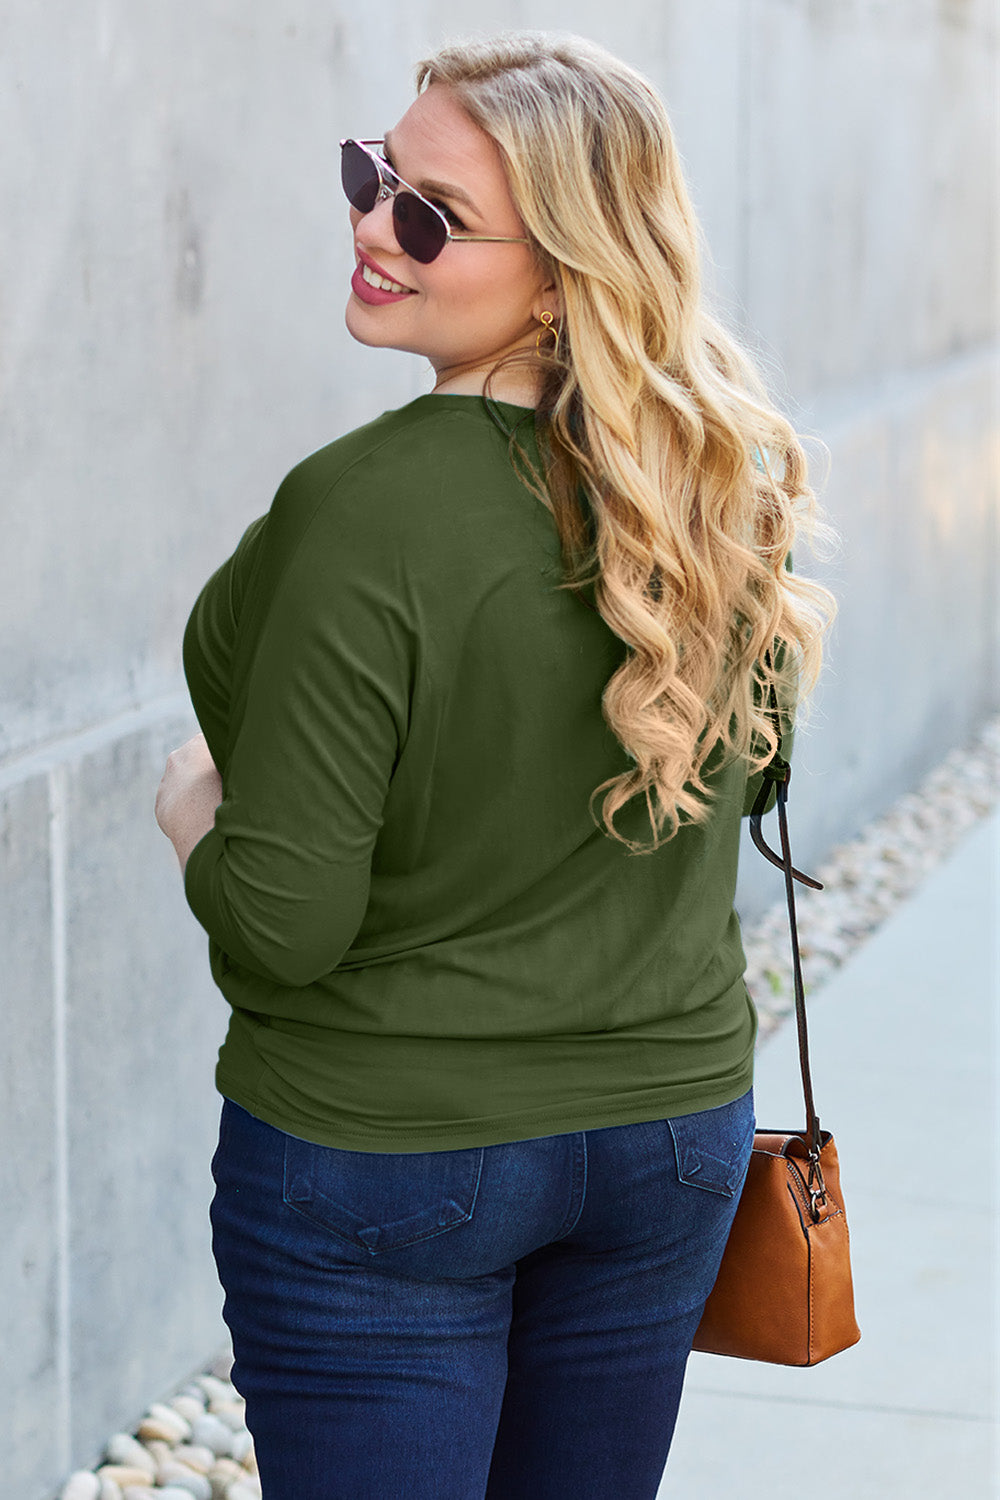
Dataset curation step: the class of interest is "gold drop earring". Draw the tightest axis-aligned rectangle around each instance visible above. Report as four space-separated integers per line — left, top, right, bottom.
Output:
535 309 560 356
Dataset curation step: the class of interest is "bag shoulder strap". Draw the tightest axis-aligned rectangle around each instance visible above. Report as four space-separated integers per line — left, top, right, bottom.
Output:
747 656 825 1170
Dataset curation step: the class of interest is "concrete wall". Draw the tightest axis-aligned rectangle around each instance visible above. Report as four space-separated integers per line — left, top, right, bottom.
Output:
1 2 995 1494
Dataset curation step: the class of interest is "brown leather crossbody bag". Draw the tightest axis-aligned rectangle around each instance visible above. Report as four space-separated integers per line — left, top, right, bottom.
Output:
692 677 861 1366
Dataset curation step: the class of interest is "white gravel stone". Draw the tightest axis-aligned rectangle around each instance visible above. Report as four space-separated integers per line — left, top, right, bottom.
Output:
170 1393 208 1424
103 1437 156 1477
61 1475 100 1500
96 1469 155 1490
225 1483 261 1500
156 1467 212 1500
192 1412 236 1457
197 1375 236 1405
140 1401 191 1442
170 1444 216 1474
207 1398 248 1433
97 1480 123 1500
229 1429 254 1463
140 1439 171 1468
177 1384 209 1406
208 1458 246 1498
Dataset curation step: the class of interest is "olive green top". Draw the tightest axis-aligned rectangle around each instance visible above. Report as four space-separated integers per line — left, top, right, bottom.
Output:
183 393 792 1152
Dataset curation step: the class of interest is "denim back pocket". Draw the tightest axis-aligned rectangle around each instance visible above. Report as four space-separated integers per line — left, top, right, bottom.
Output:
666 1088 755 1198
283 1136 486 1255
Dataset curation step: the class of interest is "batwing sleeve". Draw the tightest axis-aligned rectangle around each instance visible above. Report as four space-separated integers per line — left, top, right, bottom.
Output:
182 483 413 988
183 515 267 768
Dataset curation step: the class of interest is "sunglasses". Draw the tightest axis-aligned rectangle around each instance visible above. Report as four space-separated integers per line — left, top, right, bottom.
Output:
340 138 531 265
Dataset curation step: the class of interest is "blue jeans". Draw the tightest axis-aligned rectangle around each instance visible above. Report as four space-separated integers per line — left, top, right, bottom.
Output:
210 1087 755 1500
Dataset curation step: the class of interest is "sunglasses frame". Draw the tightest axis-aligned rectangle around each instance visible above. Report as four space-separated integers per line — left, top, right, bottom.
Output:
340 138 531 263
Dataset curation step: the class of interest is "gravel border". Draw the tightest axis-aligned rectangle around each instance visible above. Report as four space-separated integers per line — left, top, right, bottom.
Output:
58 1351 257 1499
57 713 999 1499
744 713 999 1041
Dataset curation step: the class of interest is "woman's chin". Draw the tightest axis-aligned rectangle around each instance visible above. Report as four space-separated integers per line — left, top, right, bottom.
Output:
344 303 390 348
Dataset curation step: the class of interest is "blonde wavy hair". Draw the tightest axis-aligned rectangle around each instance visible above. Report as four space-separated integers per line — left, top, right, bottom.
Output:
415 31 840 854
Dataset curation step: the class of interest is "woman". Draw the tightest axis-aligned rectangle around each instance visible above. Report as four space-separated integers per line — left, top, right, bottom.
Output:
155 30 837 1500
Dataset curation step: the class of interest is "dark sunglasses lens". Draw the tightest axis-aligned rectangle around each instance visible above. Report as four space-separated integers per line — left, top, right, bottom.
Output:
340 142 448 263
393 191 446 264
341 142 379 213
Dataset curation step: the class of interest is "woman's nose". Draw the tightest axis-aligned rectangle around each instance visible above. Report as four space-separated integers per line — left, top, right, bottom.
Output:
359 192 403 253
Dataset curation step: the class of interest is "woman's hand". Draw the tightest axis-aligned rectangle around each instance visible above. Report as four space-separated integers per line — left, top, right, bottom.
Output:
155 732 224 874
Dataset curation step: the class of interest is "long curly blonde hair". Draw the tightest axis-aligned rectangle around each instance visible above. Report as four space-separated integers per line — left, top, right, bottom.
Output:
415 31 839 854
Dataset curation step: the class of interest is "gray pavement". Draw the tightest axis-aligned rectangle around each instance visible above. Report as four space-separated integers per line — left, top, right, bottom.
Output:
659 806 999 1498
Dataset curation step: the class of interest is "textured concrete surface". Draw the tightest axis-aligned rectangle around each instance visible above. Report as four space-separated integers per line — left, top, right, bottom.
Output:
744 1 996 392
662 808 1000 1497
733 343 1000 899
0 716 229 1495
0 775 61 1497
63 717 228 1466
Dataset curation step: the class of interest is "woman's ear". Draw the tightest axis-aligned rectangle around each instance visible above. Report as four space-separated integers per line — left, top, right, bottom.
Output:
534 281 564 325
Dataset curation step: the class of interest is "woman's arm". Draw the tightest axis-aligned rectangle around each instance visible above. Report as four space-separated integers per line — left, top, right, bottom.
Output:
177 479 413 989
183 514 269 769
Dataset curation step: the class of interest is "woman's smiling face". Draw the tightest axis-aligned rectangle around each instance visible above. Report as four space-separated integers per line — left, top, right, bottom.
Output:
344 83 559 398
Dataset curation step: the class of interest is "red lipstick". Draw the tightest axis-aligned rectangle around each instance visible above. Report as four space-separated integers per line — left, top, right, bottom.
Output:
351 250 416 305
